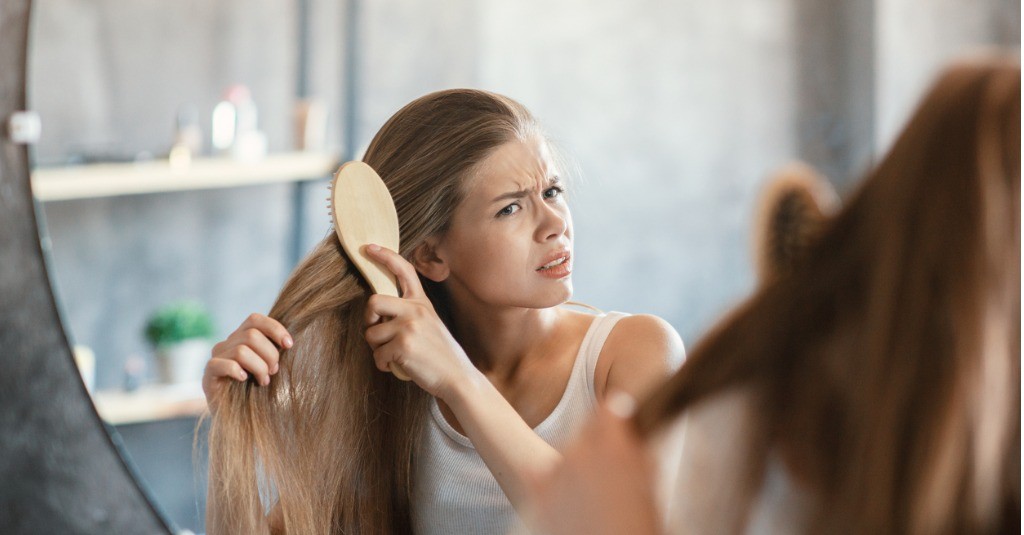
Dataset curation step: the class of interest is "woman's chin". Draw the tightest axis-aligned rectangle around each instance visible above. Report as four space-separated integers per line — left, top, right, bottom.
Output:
491 279 573 310
536 281 573 308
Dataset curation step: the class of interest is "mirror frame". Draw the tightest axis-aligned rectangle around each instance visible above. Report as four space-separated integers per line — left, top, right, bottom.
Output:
0 1 172 532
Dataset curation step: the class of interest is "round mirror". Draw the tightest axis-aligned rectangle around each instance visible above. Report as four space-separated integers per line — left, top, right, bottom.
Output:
19 0 1017 532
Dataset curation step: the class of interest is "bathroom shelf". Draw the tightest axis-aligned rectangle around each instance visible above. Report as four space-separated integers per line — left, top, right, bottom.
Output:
91 382 208 425
31 151 339 201
42 151 338 426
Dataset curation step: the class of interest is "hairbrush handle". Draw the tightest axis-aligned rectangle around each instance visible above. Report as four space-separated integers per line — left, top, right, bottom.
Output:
331 161 411 382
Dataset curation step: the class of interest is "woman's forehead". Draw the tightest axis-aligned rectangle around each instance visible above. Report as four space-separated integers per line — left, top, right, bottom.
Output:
463 137 558 196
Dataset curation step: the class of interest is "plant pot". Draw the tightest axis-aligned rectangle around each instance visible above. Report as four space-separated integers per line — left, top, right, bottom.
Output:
155 339 211 384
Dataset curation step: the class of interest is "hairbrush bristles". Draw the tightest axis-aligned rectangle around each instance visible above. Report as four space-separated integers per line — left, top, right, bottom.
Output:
328 179 336 224
752 162 838 283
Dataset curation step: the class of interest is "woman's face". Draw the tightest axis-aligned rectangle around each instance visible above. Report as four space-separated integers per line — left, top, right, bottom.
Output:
432 135 573 310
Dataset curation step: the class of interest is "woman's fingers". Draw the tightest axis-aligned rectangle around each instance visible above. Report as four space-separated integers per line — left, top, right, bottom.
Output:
202 357 249 405
367 322 413 372
371 346 394 373
228 345 273 385
364 244 425 299
364 320 400 349
230 327 282 374
364 293 415 325
359 250 459 386
206 356 249 383
372 343 410 375
240 313 293 350
204 313 292 411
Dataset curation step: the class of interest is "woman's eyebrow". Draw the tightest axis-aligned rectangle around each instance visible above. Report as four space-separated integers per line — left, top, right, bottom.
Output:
490 177 561 203
491 189 530 203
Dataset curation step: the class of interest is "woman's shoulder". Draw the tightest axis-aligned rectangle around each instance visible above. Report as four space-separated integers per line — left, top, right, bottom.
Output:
557 305 684 348
612 314 682 342
606 314 686 367
593 313 686 400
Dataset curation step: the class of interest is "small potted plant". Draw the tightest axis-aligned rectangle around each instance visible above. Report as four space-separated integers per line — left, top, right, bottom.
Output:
144 300 215 385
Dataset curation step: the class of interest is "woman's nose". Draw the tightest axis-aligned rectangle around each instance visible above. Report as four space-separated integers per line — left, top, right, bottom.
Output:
535 201 569 242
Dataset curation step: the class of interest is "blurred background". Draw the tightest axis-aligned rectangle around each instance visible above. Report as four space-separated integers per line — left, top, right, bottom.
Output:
26 0 1019 532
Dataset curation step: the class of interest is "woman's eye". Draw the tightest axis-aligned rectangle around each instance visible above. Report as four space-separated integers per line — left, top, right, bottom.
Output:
543 186 564 199
496 203 521 217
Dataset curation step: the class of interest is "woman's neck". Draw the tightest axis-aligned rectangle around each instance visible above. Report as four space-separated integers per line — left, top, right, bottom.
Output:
447 300 563 379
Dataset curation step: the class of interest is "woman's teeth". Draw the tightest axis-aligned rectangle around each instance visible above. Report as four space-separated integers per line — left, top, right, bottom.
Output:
538 257 568 270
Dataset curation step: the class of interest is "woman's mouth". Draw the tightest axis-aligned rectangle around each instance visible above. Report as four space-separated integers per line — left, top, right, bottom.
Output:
536 252 572 279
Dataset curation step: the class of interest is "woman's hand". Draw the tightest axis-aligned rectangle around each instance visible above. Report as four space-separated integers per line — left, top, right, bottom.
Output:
525 394 661 535
202 313 293 410
363 244 479 399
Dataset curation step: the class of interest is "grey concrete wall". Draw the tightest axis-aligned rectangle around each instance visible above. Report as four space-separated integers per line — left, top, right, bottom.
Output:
356 0 481 146
875 0 1021 151
793 0 876 190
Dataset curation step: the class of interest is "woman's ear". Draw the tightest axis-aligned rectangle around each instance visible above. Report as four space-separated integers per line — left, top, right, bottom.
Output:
412 238 450 283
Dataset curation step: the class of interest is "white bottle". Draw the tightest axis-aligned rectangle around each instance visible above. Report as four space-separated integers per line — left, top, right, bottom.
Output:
212 84 267 162
211 97 237 155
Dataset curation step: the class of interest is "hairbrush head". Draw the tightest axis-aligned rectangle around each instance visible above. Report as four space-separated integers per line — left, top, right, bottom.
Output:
753 161 838 283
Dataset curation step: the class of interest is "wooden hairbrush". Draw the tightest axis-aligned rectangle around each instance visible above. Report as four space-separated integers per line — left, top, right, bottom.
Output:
329 161 411 381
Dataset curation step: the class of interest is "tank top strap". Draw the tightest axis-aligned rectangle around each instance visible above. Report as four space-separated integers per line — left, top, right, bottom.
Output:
530 310 629 442
583 311 629 404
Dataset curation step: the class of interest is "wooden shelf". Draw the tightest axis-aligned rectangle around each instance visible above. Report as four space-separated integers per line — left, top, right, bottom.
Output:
32 151 340 201
91 382 208 425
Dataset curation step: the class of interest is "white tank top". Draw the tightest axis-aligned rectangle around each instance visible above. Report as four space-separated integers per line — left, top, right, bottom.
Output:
412 312 628 534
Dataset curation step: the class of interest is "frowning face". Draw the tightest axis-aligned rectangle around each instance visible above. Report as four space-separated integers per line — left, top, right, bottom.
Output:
431 135 573 311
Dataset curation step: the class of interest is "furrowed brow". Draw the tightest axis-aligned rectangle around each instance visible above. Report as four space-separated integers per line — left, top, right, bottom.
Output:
490 177 562 203
491 189 530 203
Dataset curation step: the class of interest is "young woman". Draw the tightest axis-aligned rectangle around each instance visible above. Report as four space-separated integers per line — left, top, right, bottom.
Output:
201 89 685 534
527 57 1020 534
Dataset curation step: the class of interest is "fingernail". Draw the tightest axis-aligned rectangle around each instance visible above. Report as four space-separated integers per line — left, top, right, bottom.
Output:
283 336 293 348
606 391 637 418
271 362 279 374
238 372 248 382
261 376 270 386
368 244 381 252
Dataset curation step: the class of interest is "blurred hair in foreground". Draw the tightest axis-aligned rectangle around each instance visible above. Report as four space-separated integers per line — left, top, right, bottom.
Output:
636 54 1021 534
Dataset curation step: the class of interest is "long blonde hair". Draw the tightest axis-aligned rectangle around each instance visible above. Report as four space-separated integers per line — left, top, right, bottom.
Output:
206 89 540 534
635 57 1020 533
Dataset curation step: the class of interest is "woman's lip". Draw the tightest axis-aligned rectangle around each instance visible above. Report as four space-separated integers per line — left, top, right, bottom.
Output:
536 256 572 279
536 250 571 271
540 253 573 278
